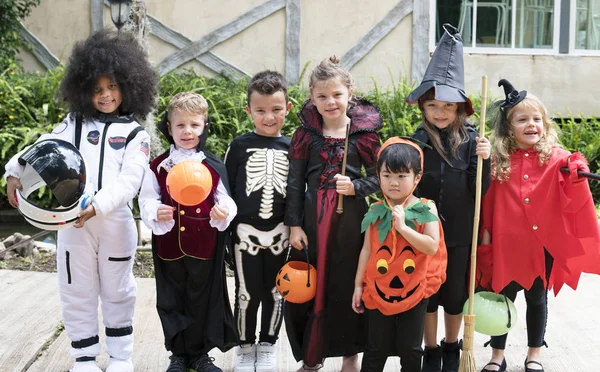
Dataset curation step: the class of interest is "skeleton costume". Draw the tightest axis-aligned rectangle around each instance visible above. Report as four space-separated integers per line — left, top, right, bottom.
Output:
4 113 149 367
224 132 291 345
138 115 238 366
284 98 382 367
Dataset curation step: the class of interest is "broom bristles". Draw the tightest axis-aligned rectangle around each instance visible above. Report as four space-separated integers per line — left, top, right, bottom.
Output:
459 314 477 372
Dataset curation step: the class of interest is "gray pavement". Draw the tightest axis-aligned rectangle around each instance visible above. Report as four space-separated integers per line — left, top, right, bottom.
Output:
0 269 598 371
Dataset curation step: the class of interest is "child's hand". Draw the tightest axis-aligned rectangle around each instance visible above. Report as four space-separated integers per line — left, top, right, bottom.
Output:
290 226 308 251
352 286 364 314
210 204 229 221
392 205 406 233
476 136 491 160
157 205 176 222
334 174 355 196
6 176 23 208
74 205 96 228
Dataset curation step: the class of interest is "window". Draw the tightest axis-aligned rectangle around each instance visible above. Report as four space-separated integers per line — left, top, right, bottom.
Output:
572 0 600 52
435 0 559 52
434 0 600 53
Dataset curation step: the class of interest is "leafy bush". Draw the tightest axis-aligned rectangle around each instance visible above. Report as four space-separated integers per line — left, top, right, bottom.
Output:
0 0 41 70
1 66 600 209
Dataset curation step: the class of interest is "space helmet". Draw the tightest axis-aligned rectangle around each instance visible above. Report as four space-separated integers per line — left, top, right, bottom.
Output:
16 139 94 230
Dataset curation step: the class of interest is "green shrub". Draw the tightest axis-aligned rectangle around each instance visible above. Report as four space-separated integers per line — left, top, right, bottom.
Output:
1 66 600 209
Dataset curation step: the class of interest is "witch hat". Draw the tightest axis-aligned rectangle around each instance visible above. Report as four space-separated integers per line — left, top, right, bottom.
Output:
498 79 527 109
406 23 473 115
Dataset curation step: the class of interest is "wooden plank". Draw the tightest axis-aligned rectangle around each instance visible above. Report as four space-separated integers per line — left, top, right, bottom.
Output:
91 0 104 33
0 271 62 372
341 0 413 69
285 0 301 85
18 23 60 70
156 0 285 76
411 0 430 84
147 15 248 79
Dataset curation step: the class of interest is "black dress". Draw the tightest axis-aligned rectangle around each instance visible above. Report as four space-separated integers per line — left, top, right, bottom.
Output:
284 98 382 366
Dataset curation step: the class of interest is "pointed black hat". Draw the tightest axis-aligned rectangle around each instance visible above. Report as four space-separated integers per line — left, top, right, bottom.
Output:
406 24 473 115
498 79 527 109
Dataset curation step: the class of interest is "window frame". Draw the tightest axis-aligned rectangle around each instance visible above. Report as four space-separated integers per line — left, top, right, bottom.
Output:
568 0 600 55
430 0 578 55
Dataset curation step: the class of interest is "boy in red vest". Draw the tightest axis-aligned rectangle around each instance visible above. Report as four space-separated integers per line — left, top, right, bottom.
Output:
139 92 238 372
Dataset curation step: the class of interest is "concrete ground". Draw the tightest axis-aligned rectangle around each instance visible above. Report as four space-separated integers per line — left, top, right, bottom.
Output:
0 269 598 372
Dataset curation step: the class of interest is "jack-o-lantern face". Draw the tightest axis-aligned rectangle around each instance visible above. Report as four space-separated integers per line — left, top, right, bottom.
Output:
372 245 422 305
362 220 447 316
276 261 317 304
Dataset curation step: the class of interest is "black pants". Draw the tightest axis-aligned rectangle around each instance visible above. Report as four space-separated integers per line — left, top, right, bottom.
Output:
233 224 287 344
427 245 469 315
490 251 553 349
153 255 214 361
361 299 428 372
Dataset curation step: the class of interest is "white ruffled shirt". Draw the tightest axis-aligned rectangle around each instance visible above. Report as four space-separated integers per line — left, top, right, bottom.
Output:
139 145 237 235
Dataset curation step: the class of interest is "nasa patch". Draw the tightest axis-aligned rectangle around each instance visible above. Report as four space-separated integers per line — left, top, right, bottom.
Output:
108 136 127 150
87 130 100 145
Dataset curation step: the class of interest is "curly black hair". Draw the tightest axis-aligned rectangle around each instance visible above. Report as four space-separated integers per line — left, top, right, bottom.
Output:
60 29 158 118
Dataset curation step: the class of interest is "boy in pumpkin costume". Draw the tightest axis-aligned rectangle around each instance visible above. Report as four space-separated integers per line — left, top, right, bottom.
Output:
352 137 447 372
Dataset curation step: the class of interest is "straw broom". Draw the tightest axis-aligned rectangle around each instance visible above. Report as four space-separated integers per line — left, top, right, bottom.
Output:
459 76 488 372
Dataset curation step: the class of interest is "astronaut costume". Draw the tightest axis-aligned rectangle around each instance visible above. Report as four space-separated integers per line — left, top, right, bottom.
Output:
4 113 149 368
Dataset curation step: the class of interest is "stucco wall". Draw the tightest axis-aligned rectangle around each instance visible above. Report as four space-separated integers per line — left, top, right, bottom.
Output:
15 1 600 117
17 0 414 93
464 54 600 117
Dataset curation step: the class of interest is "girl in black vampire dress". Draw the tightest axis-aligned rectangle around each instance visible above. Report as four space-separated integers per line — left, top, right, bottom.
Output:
284 56 382 372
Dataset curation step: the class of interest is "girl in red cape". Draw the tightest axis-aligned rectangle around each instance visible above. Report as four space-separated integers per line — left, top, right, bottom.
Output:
477 79 600 372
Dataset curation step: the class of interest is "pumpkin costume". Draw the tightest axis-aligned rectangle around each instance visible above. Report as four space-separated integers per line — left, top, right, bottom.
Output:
284 98 382 366
357 137 447 372
361 199 447 316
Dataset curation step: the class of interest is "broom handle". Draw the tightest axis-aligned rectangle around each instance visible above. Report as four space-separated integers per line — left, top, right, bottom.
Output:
337 123 351 214
467 76 488 316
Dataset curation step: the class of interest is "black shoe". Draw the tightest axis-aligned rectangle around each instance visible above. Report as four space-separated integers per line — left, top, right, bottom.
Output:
480 358 506 372
441 339 460 372
166 355 187 372
189 354 222 372
422 345 442 372
524 358 544 372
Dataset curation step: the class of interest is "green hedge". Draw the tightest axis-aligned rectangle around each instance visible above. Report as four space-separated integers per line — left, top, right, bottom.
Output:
1 66 599 208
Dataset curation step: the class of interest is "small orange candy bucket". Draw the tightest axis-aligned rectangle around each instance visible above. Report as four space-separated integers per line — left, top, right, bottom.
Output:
166 160 213 206
276 242 317 304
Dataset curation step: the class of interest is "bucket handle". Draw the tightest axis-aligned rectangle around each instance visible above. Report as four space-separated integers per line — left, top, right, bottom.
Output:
286 241 312 288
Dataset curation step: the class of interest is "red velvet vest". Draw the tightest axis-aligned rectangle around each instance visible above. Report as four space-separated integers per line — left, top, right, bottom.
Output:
151 152 219 260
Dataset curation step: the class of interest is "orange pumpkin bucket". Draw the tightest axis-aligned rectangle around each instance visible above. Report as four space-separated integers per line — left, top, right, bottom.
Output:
276 242 317 304
166 160 213 206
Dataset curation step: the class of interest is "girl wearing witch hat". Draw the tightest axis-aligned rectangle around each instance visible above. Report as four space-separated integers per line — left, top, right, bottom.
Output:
406 24 492 372
475 80 600 372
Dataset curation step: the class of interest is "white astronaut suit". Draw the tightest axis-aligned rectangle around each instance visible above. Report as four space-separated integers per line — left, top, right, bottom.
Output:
4 113 149 370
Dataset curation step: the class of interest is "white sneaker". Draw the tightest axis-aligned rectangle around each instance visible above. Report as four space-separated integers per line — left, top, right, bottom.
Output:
69 361 102 372
106 357 134 372
255 342 276 372
234 344 256 372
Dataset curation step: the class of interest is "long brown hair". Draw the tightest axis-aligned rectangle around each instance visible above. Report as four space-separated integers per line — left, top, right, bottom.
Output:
418 88 471 164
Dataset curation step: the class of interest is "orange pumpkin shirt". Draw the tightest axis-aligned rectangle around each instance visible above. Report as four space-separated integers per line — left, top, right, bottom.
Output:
362 199 447 316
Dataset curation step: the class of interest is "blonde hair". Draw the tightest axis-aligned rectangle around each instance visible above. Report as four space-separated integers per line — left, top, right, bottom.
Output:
309 55 354 93
168 92 208 121
491 94 560 182
417 88 471 164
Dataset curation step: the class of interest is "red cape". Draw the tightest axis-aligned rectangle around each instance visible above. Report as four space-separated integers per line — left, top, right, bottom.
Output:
479 147 600 295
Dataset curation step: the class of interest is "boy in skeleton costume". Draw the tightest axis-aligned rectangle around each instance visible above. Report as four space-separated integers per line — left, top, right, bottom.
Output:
139 92 238 372
224 71 292 372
